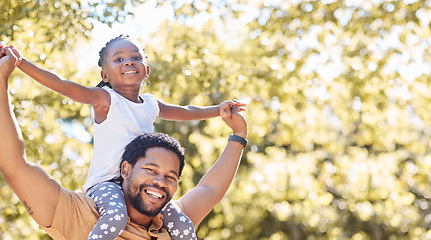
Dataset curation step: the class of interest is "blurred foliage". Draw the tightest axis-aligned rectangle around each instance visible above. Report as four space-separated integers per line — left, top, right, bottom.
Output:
2 0 431 239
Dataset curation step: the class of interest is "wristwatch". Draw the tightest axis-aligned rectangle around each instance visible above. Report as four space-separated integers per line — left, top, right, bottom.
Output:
228 134 247 148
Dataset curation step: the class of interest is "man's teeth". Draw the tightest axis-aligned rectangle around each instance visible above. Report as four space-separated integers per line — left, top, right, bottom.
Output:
146 190 163 199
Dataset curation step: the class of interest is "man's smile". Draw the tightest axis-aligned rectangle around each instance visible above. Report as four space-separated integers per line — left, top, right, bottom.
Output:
145 189 164 199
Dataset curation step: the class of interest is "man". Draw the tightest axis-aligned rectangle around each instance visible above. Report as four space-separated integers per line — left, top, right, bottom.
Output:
0 46 248 239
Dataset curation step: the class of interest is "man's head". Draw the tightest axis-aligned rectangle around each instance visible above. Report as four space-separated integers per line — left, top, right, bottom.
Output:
120 133 185 218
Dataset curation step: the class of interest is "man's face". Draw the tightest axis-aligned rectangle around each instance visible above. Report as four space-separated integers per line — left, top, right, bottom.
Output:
123 147 180 217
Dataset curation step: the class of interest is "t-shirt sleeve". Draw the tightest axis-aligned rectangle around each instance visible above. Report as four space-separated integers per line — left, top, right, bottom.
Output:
41 187 98 240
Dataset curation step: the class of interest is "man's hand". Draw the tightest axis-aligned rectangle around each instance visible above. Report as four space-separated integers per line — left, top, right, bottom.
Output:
7 43 23 66
218 100 246 118
222 106 248 139
0 45 18 83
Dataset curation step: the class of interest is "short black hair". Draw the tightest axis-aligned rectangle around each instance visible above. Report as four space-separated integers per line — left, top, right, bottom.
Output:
120 132 186 177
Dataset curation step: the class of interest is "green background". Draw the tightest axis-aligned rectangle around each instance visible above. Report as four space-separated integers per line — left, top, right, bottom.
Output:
1 0 431 239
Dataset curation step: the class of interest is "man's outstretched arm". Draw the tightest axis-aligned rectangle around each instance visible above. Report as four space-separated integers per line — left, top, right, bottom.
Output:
177 106 248 227
0 46 60 227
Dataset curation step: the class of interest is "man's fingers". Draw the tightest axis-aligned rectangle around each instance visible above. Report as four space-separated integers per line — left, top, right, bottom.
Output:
1 48 18 65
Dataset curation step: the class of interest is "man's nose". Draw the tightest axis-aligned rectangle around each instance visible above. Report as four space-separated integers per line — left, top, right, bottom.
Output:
153 177 167 188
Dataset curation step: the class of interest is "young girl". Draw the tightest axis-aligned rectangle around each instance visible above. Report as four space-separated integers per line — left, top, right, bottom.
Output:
11 35 244 240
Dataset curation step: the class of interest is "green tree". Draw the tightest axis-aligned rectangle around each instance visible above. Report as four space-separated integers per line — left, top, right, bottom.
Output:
3 0 431 239
0 0 138 239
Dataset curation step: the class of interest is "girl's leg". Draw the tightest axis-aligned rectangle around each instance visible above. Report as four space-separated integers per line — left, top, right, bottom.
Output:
162 201 197 240
87 181 128 240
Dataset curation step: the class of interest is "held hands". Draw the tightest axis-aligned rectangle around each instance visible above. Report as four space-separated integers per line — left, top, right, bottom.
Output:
0 42 19 80
7 44 22 66
222 106 248 139
218 99 246 119
0 42 22 67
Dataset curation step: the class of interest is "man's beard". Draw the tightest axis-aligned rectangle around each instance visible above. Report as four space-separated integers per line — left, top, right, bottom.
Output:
126 182 171 217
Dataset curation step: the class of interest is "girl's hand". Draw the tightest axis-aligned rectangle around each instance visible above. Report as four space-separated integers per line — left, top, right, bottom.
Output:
218 99 246 118
0 47 18 81
0 42 6 58
0 43 22 66
7 44 22 66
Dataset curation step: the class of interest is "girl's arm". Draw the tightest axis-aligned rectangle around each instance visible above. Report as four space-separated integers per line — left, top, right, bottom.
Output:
176 106 248 227
17 58 108 106
157 99 246 121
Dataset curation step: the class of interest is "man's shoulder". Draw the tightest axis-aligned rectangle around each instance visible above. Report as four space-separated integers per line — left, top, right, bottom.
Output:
44 187 171 240
41 187 98 240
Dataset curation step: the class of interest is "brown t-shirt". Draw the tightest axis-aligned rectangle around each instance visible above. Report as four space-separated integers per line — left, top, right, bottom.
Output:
42 187 171 240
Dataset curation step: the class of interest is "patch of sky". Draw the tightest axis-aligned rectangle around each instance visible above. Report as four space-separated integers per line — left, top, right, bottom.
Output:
403 0 419 4
352 97 362 113
416 8 431 26
384 3 395 12
334 8 353 26
406 105 424 129
271 97 280 112
302 3 313 12
322 0 337 4
258 7 272 26
325 105 342 130
60 119 93 143
240 96 252 105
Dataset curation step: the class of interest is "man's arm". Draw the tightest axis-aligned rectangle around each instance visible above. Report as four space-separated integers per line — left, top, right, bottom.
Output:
0 47 61 227
176 106 248 227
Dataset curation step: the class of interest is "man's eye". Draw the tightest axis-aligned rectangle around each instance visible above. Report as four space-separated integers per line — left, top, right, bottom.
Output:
167 175 177 181
114 58 123 63
145 168 156 173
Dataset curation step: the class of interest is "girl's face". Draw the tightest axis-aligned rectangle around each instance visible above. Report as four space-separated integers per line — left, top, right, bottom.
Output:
100 39 149 90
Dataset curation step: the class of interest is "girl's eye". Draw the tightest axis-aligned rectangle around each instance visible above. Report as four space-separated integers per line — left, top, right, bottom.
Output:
133 56 142 61
114 58 123 63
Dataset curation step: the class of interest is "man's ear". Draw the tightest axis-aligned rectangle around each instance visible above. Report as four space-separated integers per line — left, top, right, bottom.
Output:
100 70 109 83
121 161 131 179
